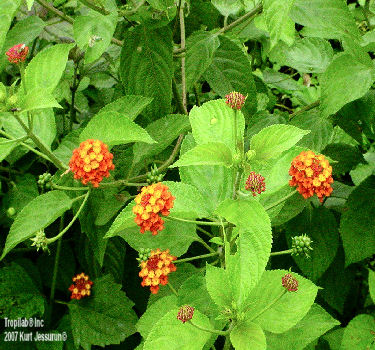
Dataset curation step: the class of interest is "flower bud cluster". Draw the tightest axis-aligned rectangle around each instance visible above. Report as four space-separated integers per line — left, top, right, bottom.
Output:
137 248 152 263
291 234 313 258
147 164 164 185
38 172 52 191
30 230 49 252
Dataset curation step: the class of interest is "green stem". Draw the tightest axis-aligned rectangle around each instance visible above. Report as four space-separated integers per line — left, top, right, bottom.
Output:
51 183 89 191
78 0 109 15
99 180 147 187
12 112 68 170
167 281 178 296
46 190 90 244
264 190 297 211
289 100 320 121
167 216 228 227
189 320 232 336
223 335 232 350
174 252 219 264
54 300 69 305
198 239 216 253
270 249 293 256
197 226 213 238
0 129 51 162
179 0 187 111
69 63 79 133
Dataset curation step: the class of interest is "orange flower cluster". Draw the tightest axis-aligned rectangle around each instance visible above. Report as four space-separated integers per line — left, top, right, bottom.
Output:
289 151 333 203
133 183 175 235
6 44 29 64
139 249 177 294
69 139 114 187
68 273 93 300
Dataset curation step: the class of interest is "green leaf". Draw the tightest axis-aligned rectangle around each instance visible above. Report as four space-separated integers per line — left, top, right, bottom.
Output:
205 264 233 309
20 88 62 112
0 191 73 260
53 129 80 164
147 0 174 10
133 114 190 165
340 176 375 266
290 0 360 40
73 0 117 64
0 16 45 71
320 53 375 118
120 25 173 118
322 143 365 175
178 274 219 319
244 270 318 333
286 207 339 281
369 269 375 304
179 133 233 215
265 304 340 350
0 262 44 319
165 181 211 219
250 124 310 161
0 0 21 56
216 198 272 306
25 43 74 93
341 314 375 350
99 95 153 121
171 142 233 168
290 109 333 152
68 275 137 350
185 30 220 91
272 38 334 73
204 36 257 115
0 138 22 162
230 321 266 350
189 99 245 153
144 309 213 350
79 111 155 147
106 207 199 257
262 0 295 48
137 295 178 338
211 0 242 16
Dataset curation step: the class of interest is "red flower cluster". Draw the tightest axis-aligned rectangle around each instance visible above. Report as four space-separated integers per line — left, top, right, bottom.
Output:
177 305 195 323
6 44 29 64
225 91 247 110
68 273 93 300
133 183 175 235
69 139 114 187
245 171 266 196
139 249 177 294
282 273 298 292
289 150 333 203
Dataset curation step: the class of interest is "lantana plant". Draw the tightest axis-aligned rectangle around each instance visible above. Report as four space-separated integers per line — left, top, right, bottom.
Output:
1 1 374 349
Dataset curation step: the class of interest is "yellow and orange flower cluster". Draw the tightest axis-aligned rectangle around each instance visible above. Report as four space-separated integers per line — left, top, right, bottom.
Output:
69 139 114 187
139 249 177 294
68 273 93 300
132 183 175 235
289 150 333 203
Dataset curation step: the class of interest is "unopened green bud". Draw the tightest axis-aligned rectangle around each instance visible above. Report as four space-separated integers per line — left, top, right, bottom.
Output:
291 234 313 258
7 94 18 108
232 152 242 166
30 230 49 252
246 150 256 161
6 207 16 217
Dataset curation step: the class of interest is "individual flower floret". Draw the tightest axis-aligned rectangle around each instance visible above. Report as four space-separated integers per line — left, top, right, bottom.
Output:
289 150 333 203
6 44 29 64
177 305 195 323
69 139 114 187
132 183 175 236
225 91 247 110
245 171 266 196
138 249 177 294
282 273 298 292
68 273 93 300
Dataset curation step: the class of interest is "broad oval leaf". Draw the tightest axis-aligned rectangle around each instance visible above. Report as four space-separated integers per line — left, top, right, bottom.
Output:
341 314 375 350
170 142 233 168
230 320 266 350
0 191 73 260
79 111 155 147
25 43 74 93
250 124 310 161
